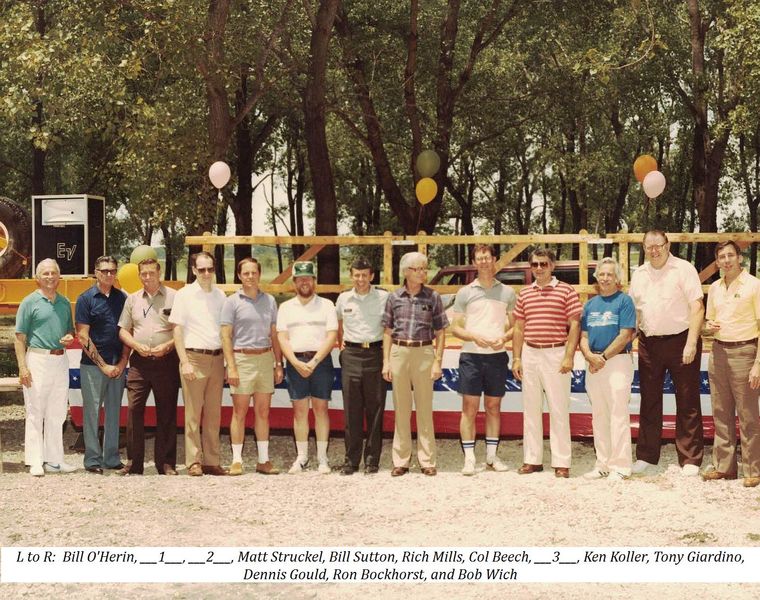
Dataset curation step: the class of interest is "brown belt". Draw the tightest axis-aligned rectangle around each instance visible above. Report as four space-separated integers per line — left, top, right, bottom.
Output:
526 341 566 349
714 338 758 348
187 348 222 356
393 340 433 347
28 347 65 355
234 347 272 355
344 341 382 349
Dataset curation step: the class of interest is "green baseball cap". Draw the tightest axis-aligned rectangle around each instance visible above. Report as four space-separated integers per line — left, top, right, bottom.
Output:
292 261 317 278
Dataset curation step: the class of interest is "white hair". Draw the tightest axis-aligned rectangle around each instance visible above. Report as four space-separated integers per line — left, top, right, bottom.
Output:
593 256 623 282
35 258 61 277
399 251 428 274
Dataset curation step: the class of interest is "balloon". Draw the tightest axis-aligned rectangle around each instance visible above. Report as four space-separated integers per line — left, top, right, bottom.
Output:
208 161 231 189
130 244 158 265
0 237 7 249
416 150 441 178
117 263 141 294
416 177 438 205
642 170 666 199
633 154 658 183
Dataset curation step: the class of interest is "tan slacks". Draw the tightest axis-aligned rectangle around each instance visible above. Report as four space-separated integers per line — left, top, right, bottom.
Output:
390 344 436 468
180 352 225 468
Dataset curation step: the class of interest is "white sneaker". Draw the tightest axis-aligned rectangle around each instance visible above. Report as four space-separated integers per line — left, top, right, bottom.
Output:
681 464 700 477
288 459 308 474
607 471 627 482
486 456 508 472
44 462 77 473
461 457 476 476
30 464 44 477
632 459 655 474
317 462 331 475
583 468 609 480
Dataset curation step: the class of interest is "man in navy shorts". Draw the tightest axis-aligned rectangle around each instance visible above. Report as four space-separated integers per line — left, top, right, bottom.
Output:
277 261 338 474
449 244 516 475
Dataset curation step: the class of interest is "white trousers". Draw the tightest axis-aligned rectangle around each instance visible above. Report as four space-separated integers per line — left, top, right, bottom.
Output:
585 354 634 475
22 351 69 467
522 345 571 467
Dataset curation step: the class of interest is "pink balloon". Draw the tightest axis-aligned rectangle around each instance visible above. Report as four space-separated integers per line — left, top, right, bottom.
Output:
208 161 231 189
642 170 666 199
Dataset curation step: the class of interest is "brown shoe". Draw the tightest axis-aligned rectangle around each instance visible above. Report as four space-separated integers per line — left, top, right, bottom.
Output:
391 466 409 477
743 477 760 488
518 463 544 474
256 461 280 475
702 470 737 481
228 462 243 476
421 467 437 476
554 467 570 478
188 462 203 477
162 464 178 476
202 464 229 476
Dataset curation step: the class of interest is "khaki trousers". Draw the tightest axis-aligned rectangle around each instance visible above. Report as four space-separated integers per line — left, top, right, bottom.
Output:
180 352 224 467
708 342 760 477
390 344 436 468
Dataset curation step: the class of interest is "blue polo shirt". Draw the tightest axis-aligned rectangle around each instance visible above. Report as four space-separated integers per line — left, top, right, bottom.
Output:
16 291 73 350
220 289 278 348
75 284 127 365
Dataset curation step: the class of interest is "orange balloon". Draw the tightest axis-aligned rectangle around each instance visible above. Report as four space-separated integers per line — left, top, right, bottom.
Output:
416 178 437 205
633 155 658 183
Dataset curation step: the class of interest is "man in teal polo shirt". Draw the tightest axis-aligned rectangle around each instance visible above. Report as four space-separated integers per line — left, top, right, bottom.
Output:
14 258 76 476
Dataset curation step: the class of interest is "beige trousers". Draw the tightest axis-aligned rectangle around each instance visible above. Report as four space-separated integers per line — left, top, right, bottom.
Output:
180 352 225 467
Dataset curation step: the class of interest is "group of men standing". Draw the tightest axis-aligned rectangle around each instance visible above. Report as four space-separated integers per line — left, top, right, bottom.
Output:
12 231 760 486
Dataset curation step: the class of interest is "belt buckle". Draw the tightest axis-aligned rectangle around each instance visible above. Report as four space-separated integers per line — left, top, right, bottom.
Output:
361 342 370 349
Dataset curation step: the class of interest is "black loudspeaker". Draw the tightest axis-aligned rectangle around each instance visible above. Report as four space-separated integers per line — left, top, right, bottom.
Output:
32 195 105 276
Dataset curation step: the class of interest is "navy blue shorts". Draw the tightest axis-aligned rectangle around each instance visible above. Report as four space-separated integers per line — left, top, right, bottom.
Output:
458 352 509 397
285 354 335 401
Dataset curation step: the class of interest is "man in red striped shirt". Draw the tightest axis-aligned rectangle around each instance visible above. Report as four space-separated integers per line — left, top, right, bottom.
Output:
511 248 582 478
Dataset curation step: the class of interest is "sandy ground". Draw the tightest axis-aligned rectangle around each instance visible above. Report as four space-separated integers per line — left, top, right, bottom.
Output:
1 391 759 598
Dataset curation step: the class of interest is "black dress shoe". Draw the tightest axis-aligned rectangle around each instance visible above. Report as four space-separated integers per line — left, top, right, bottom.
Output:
340 464 358 475
85 466 104 474
364 465 379 475
105 462 125 470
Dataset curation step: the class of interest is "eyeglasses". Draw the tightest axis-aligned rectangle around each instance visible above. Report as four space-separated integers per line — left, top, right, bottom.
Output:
196 267 214 274
407 266 427 273
644 241 667 253
96 269 117 275
530 261 550 268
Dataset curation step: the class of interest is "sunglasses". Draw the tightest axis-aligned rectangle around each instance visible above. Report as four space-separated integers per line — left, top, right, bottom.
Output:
97 269 117 275
530 261 550 268
196 267 214 274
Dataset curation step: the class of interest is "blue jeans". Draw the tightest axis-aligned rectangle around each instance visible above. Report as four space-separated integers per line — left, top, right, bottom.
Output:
80 364 125 468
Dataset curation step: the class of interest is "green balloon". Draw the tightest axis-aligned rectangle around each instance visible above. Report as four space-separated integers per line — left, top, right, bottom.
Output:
416 150 441 178
130 244 158 265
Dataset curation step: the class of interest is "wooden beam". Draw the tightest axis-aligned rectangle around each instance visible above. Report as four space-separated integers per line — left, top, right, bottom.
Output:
269 245 325 284
495 243 530 268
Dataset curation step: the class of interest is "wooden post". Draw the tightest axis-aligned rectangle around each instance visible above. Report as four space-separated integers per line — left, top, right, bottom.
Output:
418 231 427 257
383 231 394 288
579 229 589 302
619 241 629 286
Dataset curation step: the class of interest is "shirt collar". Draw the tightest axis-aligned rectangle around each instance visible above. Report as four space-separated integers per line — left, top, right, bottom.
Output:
470 278 500 290
720 268 747 289
399 284 431 298
531 276 558 289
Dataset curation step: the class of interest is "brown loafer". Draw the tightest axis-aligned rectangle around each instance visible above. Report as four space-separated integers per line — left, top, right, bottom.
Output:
188 462 203 477
744 477 760 488
517 463 544 475
256 461 280 475
202 464 229 476
702 470 737 481
163 464 178 476
554 467 570 478
391 466 409 477
421 467 437 476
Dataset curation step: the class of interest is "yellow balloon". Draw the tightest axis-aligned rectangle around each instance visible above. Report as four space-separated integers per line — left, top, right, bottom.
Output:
117 263 141 294
416 177 437 205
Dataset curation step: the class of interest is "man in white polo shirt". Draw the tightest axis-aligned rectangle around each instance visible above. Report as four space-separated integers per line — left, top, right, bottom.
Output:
628 229 704 477
277 261 338 474
511 247 582 478
449 244 515 476
169 251 228 476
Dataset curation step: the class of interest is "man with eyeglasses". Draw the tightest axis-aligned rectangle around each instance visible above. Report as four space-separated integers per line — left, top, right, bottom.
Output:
511 247 582 478
628 229 704 476
169 251 228 476
382 251 448 477
449 244 515 476
75 255 129 474
118 258 181 475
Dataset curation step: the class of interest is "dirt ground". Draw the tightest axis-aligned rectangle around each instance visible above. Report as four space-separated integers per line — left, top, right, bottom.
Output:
1 390 759 599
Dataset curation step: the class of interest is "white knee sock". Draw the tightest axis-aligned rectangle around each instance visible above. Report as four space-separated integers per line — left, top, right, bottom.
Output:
232 443 243 464
257 440 269 463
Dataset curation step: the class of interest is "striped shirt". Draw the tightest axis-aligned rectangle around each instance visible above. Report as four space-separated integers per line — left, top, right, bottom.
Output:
513 277 582 344
382 285 449 341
